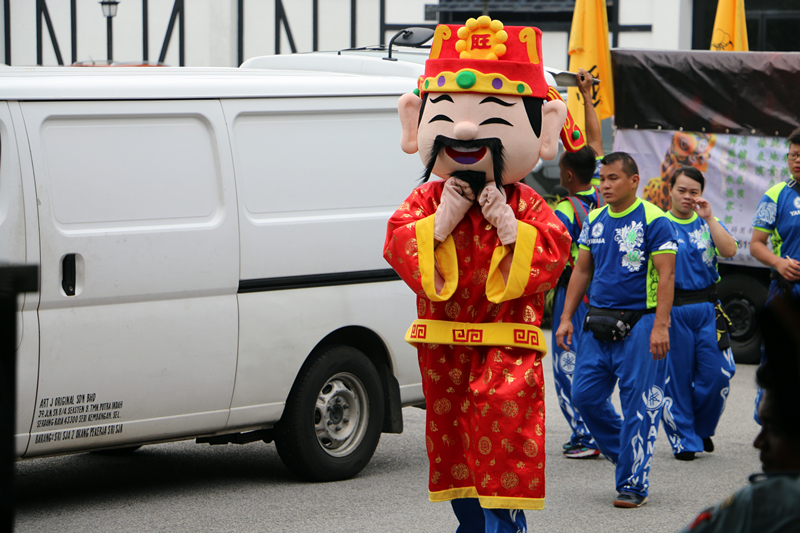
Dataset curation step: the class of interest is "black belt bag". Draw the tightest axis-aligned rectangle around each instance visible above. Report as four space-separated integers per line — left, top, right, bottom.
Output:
770 270 797 297
583 306 653 343
673 285 718 307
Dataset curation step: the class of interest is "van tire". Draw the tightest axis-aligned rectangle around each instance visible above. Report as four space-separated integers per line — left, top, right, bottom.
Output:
275 345 384 481
717 274 767 364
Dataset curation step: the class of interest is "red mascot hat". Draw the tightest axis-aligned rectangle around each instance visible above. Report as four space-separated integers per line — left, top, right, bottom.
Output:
417 16 586 151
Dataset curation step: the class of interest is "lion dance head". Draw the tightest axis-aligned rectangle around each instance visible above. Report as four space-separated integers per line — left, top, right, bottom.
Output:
642 132 717 211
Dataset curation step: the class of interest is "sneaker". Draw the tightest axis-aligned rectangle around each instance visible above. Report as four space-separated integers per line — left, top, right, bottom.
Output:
675 451 696 461
703 437 714 453
613 491 648 508
564 444 601 458
562 441 571 451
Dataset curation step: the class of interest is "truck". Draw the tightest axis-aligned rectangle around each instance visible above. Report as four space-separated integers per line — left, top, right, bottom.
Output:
609 49 800 363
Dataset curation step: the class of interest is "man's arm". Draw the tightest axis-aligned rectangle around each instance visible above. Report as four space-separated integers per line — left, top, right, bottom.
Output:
576 68 603 157
555 248 593 350
751 228 800 281
650 252 675 360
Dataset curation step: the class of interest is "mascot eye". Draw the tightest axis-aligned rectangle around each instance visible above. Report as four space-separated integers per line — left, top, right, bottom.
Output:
429 114 454 123
479 118 513 126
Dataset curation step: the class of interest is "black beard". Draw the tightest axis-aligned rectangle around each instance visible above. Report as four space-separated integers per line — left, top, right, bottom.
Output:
421 135 506 196
449 170 489 198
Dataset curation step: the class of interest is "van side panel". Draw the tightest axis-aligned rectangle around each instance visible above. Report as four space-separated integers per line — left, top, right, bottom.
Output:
21 100 241 455
222 96 424 427
1 102 41 455
222 96 421 278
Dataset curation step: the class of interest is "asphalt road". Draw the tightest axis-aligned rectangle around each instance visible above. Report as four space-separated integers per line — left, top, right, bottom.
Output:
14 332 762 533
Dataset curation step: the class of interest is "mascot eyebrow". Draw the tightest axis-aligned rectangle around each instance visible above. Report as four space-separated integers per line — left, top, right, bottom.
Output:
480 96 515 107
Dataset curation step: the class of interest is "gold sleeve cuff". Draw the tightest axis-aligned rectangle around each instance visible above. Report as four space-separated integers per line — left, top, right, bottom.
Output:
417 214 458 301
485 221 538 303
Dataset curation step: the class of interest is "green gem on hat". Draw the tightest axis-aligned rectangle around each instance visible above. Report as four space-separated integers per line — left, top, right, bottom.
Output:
456 71 477 89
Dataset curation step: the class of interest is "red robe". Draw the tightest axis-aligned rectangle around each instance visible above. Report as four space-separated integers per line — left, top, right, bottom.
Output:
384 179 570 510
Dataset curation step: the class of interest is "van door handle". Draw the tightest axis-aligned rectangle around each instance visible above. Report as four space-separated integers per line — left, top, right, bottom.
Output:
62 254 76 296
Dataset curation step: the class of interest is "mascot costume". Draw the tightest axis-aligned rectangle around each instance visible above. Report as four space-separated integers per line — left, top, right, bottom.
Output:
384 16 576 532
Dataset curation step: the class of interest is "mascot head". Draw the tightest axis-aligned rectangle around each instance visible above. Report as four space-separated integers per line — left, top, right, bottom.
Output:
398 17 568 196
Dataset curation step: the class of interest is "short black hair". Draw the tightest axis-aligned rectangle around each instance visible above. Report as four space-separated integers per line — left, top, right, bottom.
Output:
670 166 705 192
561 145 598 185
788 127 800 146
600 151 639 178
756 296 800 437
417 93 543 137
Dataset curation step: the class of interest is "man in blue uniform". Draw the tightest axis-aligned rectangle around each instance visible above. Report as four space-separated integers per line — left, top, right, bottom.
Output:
663 166 738 461
552 146 603 458
556 152 677 508
751 127 800 299
750 127 800 422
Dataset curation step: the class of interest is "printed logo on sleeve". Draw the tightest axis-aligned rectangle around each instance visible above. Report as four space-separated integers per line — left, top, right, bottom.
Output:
754 201 777 225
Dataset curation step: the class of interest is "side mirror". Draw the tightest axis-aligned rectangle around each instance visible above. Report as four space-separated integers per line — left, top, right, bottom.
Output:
384 27 435 61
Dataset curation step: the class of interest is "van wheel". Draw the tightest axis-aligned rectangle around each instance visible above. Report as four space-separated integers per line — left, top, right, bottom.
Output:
717 274 767 364
275 345 384 481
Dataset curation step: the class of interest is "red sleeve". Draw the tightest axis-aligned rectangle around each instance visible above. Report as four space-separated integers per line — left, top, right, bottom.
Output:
383 182 440 297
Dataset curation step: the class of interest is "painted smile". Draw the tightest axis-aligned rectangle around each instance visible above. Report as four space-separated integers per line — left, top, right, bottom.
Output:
445 146 487 165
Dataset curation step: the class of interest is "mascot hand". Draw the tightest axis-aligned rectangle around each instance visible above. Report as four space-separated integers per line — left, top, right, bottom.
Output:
479 183 517 246
434 178 475 242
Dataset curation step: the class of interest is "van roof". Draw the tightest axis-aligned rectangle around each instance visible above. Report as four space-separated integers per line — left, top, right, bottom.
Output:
0 64 417 101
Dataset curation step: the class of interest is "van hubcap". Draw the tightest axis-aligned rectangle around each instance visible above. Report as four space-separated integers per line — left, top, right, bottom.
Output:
314 372 368 457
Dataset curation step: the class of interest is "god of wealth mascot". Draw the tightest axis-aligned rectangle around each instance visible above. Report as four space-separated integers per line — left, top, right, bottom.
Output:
383 17 573 532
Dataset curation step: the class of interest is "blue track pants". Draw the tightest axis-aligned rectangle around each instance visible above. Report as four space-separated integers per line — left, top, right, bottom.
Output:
551 286 596 448
451 499 527 533
663 302 735 454
572 313 668 498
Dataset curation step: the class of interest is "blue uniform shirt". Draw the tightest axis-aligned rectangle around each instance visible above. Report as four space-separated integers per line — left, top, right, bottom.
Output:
667 212 735 291
752 180 800 263
554 186 603 265
578 197 678 310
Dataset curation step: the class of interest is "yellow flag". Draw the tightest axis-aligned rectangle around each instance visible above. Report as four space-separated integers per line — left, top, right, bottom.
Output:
710 0 749 51
567 0 614 134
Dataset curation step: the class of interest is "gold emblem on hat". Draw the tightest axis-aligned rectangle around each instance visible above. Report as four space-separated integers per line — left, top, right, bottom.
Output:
455 16 508 61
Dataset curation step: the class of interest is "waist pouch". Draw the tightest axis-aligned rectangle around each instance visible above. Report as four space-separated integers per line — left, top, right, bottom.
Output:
673 285 718 307
714 301 733 351
583 306 654 343
770 270 797 297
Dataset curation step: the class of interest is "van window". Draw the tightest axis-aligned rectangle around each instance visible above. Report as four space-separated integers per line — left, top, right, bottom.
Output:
40 114 221 230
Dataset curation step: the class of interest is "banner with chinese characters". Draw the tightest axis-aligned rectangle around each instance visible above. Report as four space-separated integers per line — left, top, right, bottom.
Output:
614 129 790 267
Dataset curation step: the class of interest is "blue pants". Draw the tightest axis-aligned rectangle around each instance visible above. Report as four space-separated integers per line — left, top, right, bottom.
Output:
572 312 668 498
551 286 596 448
663 302 735 454
451 499 527 533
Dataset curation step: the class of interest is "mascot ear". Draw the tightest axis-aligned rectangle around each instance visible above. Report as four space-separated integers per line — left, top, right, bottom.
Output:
398 93 422 154
539 99 568 161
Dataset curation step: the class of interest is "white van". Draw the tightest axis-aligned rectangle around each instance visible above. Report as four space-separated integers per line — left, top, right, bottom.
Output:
3 58 427 481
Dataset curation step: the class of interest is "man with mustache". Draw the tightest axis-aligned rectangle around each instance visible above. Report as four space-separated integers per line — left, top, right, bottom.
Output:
384 17 571 532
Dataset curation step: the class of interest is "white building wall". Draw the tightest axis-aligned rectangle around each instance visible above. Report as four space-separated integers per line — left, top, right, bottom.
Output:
2 0 694 68
617 0 692 50
3 0 418 67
